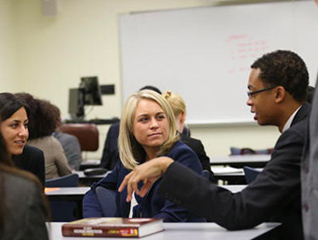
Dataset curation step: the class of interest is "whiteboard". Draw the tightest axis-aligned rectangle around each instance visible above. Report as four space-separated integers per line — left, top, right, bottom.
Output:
119 1 318 125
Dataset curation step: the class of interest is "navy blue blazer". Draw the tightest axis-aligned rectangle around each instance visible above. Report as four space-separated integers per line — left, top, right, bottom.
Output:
158 103 310 239
84 140 205 222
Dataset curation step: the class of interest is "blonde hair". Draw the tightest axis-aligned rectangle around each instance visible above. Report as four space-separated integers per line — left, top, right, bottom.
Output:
118 90 178 170
162 90 186 117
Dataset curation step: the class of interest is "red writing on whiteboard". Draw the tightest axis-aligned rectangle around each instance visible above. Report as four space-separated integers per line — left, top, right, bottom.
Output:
227 34 269 74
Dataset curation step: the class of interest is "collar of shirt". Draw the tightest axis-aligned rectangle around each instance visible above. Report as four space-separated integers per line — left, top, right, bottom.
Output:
282 106 302 132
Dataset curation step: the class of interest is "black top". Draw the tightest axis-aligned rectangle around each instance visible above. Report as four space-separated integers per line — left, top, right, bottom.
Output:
100 121 120 170
179 133 214 181
12 145 45 185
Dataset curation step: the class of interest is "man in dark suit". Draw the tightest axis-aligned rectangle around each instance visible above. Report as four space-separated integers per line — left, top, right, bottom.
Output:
301 2 318 240
302 84 318 240
119 50 310 239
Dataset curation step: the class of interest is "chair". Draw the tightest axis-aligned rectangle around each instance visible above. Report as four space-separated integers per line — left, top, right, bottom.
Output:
45 173 79 187
59 123 99 152
230 147 273 155
45 174 79 222
59 123 99 169
243 166 261 184
95 186 118 217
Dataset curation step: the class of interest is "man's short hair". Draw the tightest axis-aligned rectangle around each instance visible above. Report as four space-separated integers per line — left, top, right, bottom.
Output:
251 50 309 103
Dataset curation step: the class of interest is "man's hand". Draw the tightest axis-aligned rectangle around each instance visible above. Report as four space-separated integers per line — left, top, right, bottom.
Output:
118 157 173 202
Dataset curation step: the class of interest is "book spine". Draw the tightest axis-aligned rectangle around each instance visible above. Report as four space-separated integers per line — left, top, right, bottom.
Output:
62 226 140 237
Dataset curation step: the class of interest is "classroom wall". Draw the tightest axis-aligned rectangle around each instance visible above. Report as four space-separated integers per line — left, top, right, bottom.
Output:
3 0 281 158
0 0 18 91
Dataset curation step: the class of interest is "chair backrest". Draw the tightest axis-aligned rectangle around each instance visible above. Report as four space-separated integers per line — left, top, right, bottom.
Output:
243 166 261 184
45 173 79 187
45 173 80 222
59 123 99 151
95 186 118 217
230 147 274 155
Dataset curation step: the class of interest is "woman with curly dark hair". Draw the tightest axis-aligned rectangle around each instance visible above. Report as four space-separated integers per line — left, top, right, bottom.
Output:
15 93 72 180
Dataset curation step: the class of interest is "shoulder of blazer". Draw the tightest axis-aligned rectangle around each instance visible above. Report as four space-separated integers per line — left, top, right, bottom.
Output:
292 102 311 126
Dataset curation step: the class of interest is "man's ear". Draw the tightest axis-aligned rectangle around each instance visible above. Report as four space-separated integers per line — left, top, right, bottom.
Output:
274 86 286 103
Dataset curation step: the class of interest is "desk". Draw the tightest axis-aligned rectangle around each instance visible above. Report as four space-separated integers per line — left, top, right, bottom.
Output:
46 187 90 201
48 222 280 240
79 159 101 171
45 185 246 221
212 167 245 184
215 172 246 184
76 171 107 186
45 185 245 199
46 187 90 220
210 154 271 168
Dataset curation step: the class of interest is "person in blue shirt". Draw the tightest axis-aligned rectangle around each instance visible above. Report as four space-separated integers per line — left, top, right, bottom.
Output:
83 89 205 222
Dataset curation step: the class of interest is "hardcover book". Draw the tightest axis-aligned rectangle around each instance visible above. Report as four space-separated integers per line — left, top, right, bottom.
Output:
61 217 164 238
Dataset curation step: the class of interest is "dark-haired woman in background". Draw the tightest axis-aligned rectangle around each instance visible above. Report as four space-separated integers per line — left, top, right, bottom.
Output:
0 125 49 239
0 92 45 184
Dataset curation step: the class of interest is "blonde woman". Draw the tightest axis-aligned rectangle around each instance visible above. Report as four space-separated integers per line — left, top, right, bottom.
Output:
163 91 214 181
83 90 205 222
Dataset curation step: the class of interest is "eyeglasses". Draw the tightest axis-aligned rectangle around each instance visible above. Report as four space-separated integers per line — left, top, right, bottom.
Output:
247 86 277 98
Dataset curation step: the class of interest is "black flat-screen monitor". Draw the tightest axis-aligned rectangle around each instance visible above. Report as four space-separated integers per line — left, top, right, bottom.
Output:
80 76 103 106
68 76 103 120
68 88 85 120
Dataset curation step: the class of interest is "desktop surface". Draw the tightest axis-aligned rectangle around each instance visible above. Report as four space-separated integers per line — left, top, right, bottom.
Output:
48 222 280 240
44 185 247 223
210 154 271 168
44 185 246 198
64 117 120 125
